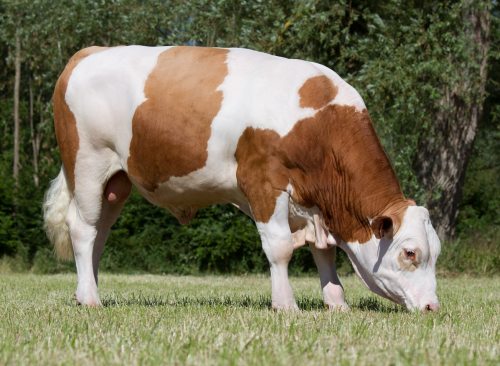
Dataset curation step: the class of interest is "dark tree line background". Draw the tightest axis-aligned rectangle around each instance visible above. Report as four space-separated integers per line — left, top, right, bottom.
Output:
0 0 499 275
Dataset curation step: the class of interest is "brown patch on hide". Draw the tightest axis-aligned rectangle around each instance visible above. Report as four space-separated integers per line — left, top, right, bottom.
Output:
53 46 109 189
235 103 409 242
234 128 288 223
398 248 422 272
127 46 229 192
298 75 338 110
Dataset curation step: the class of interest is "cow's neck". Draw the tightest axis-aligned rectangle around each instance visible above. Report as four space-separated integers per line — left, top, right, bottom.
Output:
282 104 408 244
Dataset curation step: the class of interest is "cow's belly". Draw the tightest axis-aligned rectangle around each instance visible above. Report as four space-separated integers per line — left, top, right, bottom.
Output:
127 161 250 224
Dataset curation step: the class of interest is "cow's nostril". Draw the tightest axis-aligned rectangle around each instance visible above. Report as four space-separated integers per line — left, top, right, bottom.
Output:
426 303 439 311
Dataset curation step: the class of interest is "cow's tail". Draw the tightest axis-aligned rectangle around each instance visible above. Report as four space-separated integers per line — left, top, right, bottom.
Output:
43 165 74 260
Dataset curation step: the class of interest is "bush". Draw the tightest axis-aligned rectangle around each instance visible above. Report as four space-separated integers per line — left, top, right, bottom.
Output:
3 188 498 278
438 227 500 276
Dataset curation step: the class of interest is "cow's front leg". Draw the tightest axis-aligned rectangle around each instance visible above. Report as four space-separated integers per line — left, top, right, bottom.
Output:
309 243 350 311
255 192 298 311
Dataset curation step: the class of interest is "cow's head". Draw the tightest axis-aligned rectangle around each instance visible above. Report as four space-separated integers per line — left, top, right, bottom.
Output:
339 205 441 311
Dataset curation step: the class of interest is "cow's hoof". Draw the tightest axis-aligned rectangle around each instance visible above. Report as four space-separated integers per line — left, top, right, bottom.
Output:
85 301 101 308
271 302 299 312
325 302 350 312
73 292 101 308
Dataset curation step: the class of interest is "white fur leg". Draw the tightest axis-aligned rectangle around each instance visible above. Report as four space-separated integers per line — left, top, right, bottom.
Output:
309 243 350 311
256 192 298 311
66 200 101 307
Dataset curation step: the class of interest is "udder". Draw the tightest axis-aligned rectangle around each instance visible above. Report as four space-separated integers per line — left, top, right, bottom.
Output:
104 171 132 204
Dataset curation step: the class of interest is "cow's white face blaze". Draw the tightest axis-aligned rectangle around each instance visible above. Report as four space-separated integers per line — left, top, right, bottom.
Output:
340 206 441 311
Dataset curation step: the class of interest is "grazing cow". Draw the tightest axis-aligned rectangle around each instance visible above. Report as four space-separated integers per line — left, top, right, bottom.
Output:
44 46 441 311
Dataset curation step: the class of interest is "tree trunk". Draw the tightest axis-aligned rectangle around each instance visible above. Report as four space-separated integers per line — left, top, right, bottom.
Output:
28 64 39 187
413 1 491 241
13 34 21 190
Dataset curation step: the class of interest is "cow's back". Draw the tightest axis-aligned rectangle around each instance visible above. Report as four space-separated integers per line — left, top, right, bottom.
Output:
57 45 369 222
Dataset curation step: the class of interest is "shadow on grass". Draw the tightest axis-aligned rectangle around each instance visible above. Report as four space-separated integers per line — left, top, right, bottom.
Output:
95 294 404 313
352 296 405 313
100 294 273 310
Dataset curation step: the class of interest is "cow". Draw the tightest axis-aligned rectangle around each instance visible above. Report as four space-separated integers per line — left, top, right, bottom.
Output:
43 45 441 312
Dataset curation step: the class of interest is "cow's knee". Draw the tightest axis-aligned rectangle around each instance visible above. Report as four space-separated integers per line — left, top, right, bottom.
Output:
104 171 132 204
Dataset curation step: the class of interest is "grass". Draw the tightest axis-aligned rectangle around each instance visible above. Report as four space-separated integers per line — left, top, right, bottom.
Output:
437 228 500 277
0 274 499 365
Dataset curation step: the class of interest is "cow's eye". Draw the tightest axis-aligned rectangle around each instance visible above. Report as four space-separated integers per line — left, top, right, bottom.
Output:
405 249 416 261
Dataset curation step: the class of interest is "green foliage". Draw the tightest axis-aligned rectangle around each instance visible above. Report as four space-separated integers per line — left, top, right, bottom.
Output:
0 0 498 275
438 227 500 276
102 191 267 274
458 155 500 232
0 169 18 256
457 8 500 233
73 189 350 275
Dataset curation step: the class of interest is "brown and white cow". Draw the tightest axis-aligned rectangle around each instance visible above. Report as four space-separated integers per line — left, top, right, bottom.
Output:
43 46 441 311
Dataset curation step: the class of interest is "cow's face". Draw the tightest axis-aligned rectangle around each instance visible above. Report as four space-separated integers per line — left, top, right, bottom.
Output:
340 206 441 311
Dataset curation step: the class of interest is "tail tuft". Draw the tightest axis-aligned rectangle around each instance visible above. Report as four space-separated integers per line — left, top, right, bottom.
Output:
43 166 74 260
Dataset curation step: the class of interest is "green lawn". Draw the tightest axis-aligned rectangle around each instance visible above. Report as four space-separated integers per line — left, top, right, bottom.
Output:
0 274 499 365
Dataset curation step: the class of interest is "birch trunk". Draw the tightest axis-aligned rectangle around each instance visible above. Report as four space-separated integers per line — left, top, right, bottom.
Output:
13 34 21 190
28 66 39 187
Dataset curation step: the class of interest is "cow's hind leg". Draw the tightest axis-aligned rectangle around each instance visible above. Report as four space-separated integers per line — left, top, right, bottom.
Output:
67 169 131 307
309 244 349 311
93 171 131 285
255 192 298 311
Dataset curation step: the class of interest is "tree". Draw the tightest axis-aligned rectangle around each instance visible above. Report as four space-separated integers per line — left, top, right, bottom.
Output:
13 33 20 190
0 0 497 271
457 6 500 233
413 1 492 240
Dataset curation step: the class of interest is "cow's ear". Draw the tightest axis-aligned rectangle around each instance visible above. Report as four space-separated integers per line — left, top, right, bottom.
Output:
371 216 394 239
